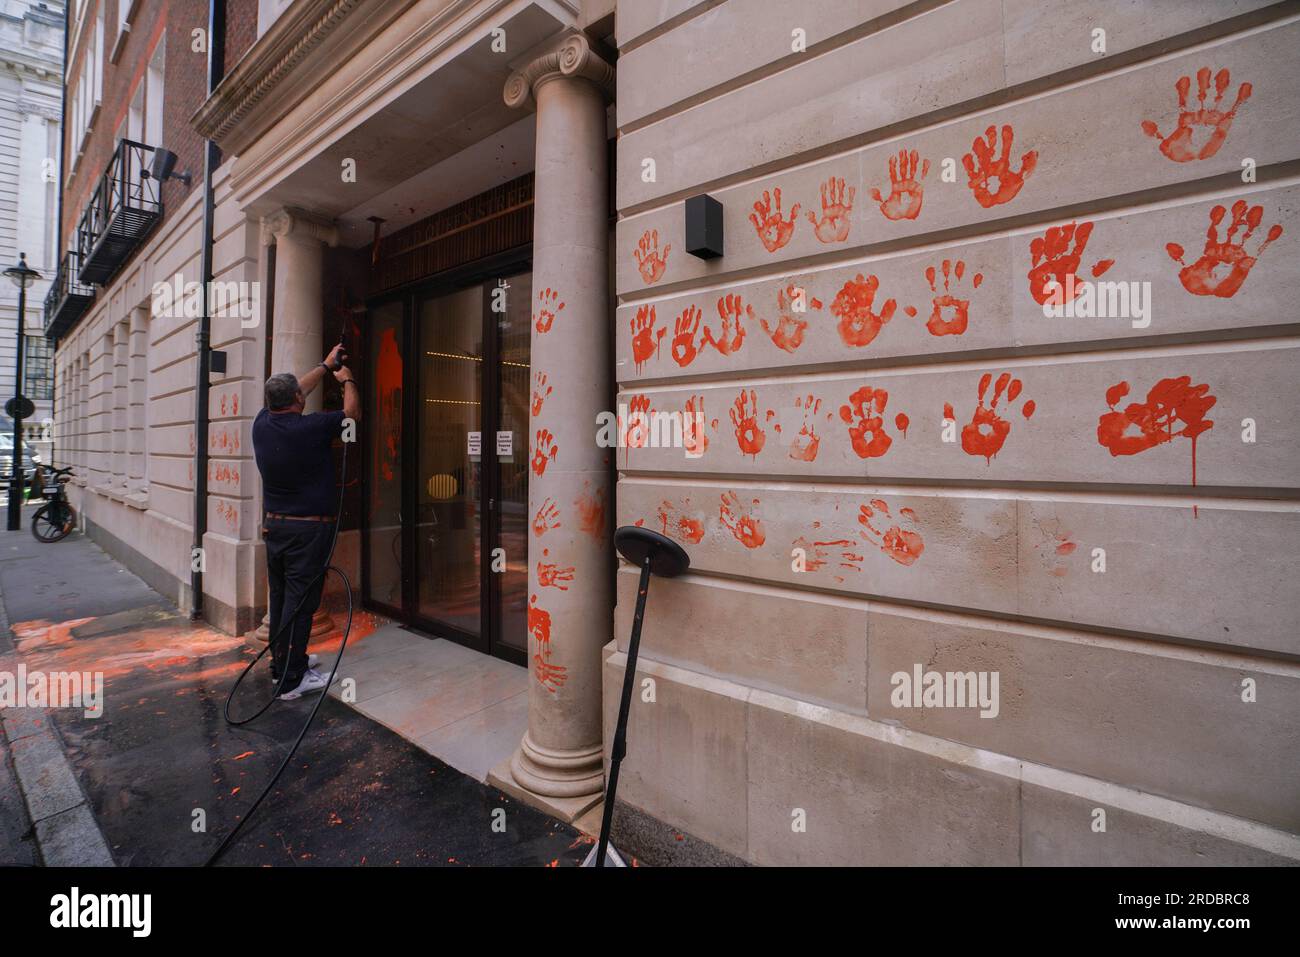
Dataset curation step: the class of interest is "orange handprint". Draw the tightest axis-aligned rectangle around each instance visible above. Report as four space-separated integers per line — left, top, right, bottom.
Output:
920 259 983 337
634 229 671 284
531 372 552 416
683 394 713 457
532 497 561 537
759 283 821 353
962 125 1037 208
945 372 1036 464
792 533 862 574
630 305 664 373
537 550 576 590
671 305 703 367
831 273 896 348
719 491 766 549
531 428 558 476
869 149 929 221
730 388 768 459
1141 67 1251 163
534 287 565 333
789 394 825 462
1097 377 1215 490
702 293 749 356
1166 200 1282 298
657 499 706 544
528 594 566 692
749 187 800 252
839 385 896 459
857 499 924 566
1028 221 1114 306
623 394 652 465
806 176 855 243
575 481 606 539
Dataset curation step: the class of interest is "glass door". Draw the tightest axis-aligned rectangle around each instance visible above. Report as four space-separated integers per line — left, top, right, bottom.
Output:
362 263 532 664
414 285 486 647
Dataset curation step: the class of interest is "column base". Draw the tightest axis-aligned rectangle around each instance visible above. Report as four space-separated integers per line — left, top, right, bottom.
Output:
486 733 604 823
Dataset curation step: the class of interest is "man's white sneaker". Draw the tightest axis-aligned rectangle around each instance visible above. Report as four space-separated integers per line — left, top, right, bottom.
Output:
271 654 319 684
278 668 334 701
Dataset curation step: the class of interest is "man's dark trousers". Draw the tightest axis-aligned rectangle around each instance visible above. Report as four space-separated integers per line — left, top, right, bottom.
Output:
265 518 333 686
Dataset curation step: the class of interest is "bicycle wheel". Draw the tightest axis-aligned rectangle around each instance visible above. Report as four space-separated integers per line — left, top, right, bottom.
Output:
31 502 74 543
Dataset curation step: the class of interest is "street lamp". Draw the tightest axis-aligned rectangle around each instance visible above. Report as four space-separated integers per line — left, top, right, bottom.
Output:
4 253 41 531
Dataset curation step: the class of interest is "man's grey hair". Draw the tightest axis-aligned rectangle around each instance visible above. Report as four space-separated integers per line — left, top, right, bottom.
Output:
265 373 301 411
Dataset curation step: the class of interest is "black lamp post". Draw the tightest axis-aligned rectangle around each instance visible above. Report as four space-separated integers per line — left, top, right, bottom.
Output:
5 253 41 531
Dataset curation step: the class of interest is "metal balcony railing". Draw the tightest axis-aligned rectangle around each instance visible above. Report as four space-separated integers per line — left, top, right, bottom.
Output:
43 249 97 341
76 139 162 286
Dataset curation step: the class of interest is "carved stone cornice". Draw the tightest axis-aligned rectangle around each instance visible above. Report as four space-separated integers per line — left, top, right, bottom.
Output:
261 208 340 247
503 33 615 112
192 0 372 147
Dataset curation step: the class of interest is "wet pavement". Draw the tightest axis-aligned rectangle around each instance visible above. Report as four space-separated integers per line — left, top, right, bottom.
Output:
0 528 591 867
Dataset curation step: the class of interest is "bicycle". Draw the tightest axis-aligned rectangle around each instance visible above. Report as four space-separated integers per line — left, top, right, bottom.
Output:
31 466 76 543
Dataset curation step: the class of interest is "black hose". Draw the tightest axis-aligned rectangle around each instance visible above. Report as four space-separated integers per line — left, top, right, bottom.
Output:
205 435 354 866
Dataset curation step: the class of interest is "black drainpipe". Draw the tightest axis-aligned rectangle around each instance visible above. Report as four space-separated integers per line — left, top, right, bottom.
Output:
52 1 69 414
190 0 227 621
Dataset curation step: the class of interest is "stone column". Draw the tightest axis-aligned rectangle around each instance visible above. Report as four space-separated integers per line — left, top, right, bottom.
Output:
262 208 338 413
255 208 339 641
111 322 129 487
490 34 615 820
127 306 148 496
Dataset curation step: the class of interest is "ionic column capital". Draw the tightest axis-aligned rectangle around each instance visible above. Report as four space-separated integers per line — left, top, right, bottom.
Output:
260 207 339 248
503 33 615 111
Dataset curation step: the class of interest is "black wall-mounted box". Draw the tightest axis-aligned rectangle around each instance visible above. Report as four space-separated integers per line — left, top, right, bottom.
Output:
685 194 723 259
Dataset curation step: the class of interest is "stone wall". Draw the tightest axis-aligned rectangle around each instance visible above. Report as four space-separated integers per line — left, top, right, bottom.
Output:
608 0 1300 865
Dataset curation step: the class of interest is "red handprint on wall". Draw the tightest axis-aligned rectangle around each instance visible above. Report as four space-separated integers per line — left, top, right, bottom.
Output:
623 394 652 466
719 491 765 549
759 283 822 353
530 372 552 416
749 188 800 252
729 389 768 459
870 149 929 221
534 287 565 333
1097 377 1215 491
945 372 1036 464
528 594 566 692
806 176 855 243
962 125 1037 208
1027 221 1114 306
537 550 576 590
531 428 558 476
630 305 664 373
702 293 750 356
1141 67 1251 163
657 499 706 544
1166 200 1283 298
792 533 863 575
683 394 714 457
919 259 982 337
575 481 606 539
857 499 924 566
839 386 896 459
670 305 703 367
532 497 561 537
789 394 826 462
634 229 671 284
831 273 896 348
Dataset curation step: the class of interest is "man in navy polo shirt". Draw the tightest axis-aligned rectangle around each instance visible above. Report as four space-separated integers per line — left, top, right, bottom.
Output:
252 344 360 699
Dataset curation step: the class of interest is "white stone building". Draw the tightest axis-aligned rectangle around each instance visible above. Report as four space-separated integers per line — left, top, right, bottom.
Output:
0 0 62 462
45 0 1300 866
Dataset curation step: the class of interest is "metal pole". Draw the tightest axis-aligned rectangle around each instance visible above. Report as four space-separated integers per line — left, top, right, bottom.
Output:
595 550 654 867
7 277 27 531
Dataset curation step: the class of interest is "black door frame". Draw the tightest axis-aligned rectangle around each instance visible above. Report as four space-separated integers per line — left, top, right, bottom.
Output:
361 245 532 666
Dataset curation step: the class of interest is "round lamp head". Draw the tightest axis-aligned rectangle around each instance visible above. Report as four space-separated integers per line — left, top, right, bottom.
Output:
614 526 691 578
4 253 40 290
